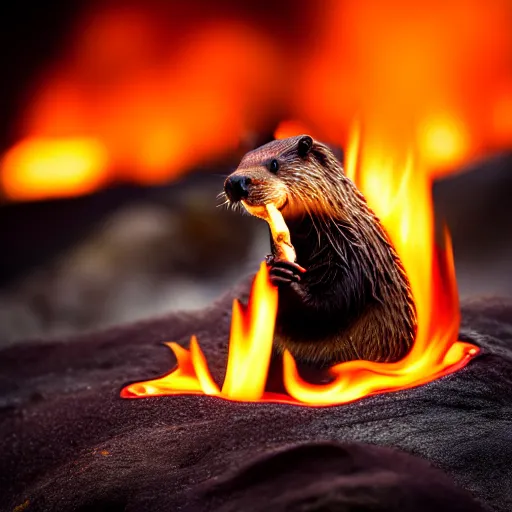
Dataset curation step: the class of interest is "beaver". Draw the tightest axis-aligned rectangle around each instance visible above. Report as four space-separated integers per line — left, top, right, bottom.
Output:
223 135 416 365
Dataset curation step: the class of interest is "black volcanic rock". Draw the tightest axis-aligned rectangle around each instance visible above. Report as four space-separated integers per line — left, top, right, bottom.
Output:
0 281 511 512
183 442 485 512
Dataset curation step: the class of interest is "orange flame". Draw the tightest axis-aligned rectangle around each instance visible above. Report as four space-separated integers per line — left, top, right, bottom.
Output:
274 120 319 141
281 122 479 405
122 126 479 405
3 1 512 201
0 137 109 201
1 4 280 200
121 262 288 403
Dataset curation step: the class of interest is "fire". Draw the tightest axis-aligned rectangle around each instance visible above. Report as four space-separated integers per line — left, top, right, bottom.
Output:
280 121 479 405
1 137 109 201
2 1 512 201
417 114 470 171
122 123 479 405
274 120 320 142
121 262 283 402
1 4 279 200
0 0 495 402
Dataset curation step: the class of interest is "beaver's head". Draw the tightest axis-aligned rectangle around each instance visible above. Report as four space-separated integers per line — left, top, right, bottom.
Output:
223 135 346 220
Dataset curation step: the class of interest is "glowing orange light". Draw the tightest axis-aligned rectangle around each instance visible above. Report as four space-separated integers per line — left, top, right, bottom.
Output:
122 262 285 402
120 337 220 398
1 137 109 200
274 120 316 140
1 4 279 201
122 122 479 406
2 1 512 201
417 114 470 170
221 263 278 400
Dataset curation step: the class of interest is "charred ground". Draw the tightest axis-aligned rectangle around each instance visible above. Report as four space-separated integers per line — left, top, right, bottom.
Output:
0 282 511 512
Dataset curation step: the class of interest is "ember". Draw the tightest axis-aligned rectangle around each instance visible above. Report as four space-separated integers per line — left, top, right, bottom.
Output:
122 124 479 405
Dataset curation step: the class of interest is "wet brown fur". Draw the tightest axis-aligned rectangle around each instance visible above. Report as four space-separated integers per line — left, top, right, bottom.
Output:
222 135 417 365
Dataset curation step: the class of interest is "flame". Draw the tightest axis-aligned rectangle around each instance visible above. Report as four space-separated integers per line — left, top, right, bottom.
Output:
292 0 512 174
0 0 496 403
122 126 479 405
1 137 109 201
121 337 220 398
417 114 470 171
2 1 512 201
281 121 479 405
1 4 279 200
220 263 277 400
122 262 284 402
274 120 318 141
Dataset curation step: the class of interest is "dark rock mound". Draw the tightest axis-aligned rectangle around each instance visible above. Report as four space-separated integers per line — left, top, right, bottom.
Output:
0 285 511 511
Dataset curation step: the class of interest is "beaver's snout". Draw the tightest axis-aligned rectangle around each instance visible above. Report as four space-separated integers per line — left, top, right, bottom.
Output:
224 175 251 202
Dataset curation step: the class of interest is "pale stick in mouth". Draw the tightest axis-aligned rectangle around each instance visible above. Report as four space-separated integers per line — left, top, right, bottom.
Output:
242 201 296 263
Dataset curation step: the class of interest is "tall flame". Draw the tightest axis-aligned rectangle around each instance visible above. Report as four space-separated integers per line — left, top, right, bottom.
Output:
121 262 282 402
122 124 479 406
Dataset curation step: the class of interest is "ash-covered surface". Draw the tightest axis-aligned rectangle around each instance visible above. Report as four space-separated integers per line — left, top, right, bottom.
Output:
0 282 511 512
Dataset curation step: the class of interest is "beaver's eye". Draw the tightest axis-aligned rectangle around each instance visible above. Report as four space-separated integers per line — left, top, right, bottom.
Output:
269 159 280 173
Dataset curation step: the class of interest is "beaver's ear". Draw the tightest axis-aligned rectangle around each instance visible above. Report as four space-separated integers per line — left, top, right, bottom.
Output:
297 136 313 158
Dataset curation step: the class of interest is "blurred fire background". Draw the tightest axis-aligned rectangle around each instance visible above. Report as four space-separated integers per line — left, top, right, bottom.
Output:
0 0 511 345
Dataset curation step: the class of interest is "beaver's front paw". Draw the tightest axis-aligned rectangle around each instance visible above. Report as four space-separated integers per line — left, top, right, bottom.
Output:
266 257 306 286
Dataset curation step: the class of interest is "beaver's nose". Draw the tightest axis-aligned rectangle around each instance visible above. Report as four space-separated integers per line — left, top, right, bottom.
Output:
224 176 251 202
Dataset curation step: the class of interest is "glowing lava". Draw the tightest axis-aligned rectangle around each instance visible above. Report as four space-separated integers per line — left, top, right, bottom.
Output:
122 127 479 405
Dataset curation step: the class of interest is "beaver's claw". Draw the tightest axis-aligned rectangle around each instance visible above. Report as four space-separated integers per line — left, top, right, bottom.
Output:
266 255 306 286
